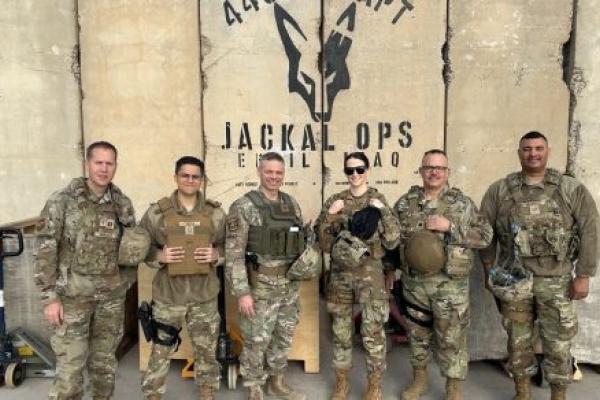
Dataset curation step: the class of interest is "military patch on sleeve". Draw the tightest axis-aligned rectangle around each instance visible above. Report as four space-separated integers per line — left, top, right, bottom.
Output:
35 218 47 233
226 216 240 232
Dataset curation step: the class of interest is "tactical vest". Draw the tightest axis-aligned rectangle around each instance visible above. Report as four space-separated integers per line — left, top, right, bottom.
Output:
158 197 216 276
398 186 472 277
337 188 385 260
245 191 304 263
504 169 573 261
73 201 121 275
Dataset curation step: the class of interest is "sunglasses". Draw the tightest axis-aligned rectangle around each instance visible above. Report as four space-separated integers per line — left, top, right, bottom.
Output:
344 166 367 176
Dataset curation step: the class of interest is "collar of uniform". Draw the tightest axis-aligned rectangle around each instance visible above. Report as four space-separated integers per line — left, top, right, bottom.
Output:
345 187 371 201
70 177 113 204
519 172 546 190
170 190 205 214
257 188 283 204
417 185 450 206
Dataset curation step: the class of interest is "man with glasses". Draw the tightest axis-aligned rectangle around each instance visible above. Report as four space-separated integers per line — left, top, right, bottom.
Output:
226 152 306 400
393 149 492 400
480 131 599 400
140 156 226 400
35 141 136 400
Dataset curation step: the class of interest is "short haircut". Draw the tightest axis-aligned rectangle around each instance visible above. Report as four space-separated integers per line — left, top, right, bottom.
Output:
259 152 285 167
86 141 118 161
423 149 447 158
520 131 548 144
344 152 370 169
175 156 205 175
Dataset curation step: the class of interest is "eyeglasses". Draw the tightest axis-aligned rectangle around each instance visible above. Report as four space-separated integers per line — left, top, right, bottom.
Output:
344 166 367 176
420 166 448 173
177 173 203 181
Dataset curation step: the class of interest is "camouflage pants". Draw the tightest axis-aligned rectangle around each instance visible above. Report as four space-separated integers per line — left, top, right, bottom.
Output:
500 275 577 385
49 294 124 400
141 298 221 396
402 273 470 380
239 281 299 387
326 264 389 373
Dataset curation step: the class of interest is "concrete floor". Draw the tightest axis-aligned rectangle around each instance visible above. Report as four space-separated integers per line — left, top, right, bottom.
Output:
2 302 599 399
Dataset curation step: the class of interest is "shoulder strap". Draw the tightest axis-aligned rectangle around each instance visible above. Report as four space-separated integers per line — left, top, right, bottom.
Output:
244 190 265 210
157 197 173 213
505 172 524 204
406 186 422 212
205 198 221 208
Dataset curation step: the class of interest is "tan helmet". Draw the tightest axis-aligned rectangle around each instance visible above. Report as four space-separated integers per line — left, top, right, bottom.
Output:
118 226 151 267
287 243 321 280
404 230 446 275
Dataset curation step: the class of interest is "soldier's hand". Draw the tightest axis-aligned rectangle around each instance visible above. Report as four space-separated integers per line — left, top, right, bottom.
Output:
159 246 185 263
370 199 385 209
194 246 219 263
425 215 451 232
571 276 590 300
328 200 345 215
44 300 64 327
238 294 255 317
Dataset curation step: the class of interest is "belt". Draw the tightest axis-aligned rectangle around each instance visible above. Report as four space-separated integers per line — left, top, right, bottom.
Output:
256 264 289 277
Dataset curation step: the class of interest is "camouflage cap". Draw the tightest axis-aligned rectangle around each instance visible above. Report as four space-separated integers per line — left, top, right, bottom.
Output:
404 230 446 275
118 226 151 267
287 243 321 280
331 230 370 269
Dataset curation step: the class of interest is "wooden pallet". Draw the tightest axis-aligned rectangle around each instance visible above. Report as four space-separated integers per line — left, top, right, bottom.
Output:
138 264 319 373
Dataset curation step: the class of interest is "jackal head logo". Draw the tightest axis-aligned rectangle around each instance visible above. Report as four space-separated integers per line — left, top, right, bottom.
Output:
274 3 356 123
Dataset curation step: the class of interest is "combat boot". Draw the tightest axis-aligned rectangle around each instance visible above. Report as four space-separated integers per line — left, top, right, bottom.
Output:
199 383 214 400
248 384 264 400
512 376 531 400
267 374 306 400
445 378 463 400
401 367 428 400
550 383 566 400
362 371 383 400
330 368 350 400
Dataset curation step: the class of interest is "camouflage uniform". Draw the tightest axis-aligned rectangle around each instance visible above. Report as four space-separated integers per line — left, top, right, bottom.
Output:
394 185 492 380
225 190 304 387
34 177 135 399
315 188 400 374
481 169 599 385
140 191 225 397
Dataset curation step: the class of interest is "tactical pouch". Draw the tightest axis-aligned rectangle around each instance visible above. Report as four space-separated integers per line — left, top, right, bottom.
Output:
444 245 473 277
73 208 120 275
501 300 533 324
327 286 354 305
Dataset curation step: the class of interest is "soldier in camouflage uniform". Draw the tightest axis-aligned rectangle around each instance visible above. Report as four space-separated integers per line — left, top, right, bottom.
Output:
480 131 599 400
140 156 225 400
35 141 136 400
394 149 492 400
225 152 306 400
315 152 400 400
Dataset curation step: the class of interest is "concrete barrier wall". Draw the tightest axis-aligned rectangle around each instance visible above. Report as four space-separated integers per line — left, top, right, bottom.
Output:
446 0 574 361
322 1 446 203
569 0 600 363
3 0 600 363
0 0 82 224
78 0 203 216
